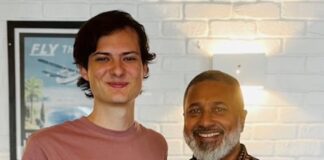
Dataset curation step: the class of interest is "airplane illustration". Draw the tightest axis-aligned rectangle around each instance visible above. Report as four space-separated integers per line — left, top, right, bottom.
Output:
38 58 79 85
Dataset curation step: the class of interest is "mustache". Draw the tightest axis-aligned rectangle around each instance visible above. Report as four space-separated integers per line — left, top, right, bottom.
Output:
192 126 225 135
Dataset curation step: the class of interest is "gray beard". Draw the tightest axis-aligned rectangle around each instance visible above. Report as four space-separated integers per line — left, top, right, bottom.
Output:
184 121 241 160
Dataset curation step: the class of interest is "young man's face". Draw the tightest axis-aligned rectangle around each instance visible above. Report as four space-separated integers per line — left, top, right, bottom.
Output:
183 80 246 159
80 27 147 106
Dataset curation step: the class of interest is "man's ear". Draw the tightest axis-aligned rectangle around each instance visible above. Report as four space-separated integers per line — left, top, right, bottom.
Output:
240 110 247 132
79 65 89 81
143 64 148 78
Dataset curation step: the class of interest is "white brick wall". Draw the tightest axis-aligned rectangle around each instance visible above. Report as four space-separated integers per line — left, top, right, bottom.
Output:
1 1 324 160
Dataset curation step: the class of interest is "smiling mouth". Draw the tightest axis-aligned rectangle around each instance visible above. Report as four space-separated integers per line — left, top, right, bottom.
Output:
198 132 221 138
108 82 129 88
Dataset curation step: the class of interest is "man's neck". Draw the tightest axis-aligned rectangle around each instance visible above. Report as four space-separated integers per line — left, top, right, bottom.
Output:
87 101 135 131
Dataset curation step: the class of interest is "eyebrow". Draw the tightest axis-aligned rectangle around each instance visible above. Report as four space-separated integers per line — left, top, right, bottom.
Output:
91 51 139 57
211 101 228 107
187 102 201 109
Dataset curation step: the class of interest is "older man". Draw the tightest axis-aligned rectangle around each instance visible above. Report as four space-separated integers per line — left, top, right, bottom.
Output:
183 70 258 160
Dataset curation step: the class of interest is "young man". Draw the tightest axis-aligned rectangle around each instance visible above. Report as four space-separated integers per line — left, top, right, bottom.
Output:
183 70 258 160
23 10 167 160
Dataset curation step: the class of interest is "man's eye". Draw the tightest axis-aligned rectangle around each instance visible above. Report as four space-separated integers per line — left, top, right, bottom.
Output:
123 56 137 61
95 57 110 62
213 107 227 113
187 108 201 115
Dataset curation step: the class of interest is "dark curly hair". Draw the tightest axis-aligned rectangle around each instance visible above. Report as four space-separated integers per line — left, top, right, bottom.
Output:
73 10 156 98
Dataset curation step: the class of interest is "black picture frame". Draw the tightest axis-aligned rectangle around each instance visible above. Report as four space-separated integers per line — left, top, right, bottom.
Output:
7 21 87 160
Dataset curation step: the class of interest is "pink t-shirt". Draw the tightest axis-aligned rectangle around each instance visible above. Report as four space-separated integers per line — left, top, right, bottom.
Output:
22 117 168 160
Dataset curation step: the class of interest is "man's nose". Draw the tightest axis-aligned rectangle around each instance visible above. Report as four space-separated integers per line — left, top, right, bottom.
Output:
110 60 125 77
198 112 214 128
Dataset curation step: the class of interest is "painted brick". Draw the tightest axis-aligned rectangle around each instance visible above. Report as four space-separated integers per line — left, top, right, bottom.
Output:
0 102 8 135
233 2 280 19
162 21 208 37
210 21 256 37
144 74 184 90
285 39 324 55
263 39 282 55
253 125 297 140
139 106 182 122
279 107 324 122
242 88 267 106
299 125 324 139
305 92 324 105
42 0 98 1
184 3 231 19
44 3 89 18
245 108 278 123
244 90 303 106
298 158 324 160
0 36 6 86
161 124 183 138
135 0 159 2
0 21 5 36
136 91 164 105
0 135 9 152
307 21 324 37
150 38 186 54
267 56 305 74
305 57 324 73
91 4 137 17
165 0 208 1
147 56 162 73
0 3 42 19
142 22 160 37
215 0 257 2
0 153 9 160
138 4 181 21
167 139 183 155
283 2 324 19
162 56 210 71
164 90 184 105
188 39 281 55
241 125 253 140
187 39 214 55
266 75 324 92
275 141 321 156
257 21 305 37
243 141 274 156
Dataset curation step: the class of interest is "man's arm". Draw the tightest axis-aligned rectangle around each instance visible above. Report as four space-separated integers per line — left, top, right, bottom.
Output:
22 136 48 160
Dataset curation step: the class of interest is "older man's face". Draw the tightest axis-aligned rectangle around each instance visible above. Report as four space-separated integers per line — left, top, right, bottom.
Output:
183 80 246 159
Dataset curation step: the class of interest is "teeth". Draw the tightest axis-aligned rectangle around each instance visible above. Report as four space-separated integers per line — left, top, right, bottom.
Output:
199 132 220 137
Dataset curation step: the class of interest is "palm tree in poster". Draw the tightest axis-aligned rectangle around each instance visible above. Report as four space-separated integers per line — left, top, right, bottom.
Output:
25 77 43 128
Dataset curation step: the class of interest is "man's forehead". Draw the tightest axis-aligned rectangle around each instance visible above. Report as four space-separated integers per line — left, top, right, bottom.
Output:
184 80 240 108
188 80 235 94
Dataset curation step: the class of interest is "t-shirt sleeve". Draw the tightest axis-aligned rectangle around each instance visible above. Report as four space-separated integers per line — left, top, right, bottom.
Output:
22 135 48 160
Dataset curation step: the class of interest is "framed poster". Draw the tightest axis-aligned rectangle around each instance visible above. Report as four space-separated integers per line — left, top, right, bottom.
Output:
7 21 92 160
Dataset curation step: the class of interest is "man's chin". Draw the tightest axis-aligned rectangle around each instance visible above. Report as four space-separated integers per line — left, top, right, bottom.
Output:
194 136 223 152
184 126 241 160
185 136 238 160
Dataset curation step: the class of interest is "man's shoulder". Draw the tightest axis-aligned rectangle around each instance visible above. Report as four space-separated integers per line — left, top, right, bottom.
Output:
136 122 167 146
240 144 259 160
138 123 164 138
28 117 83 141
